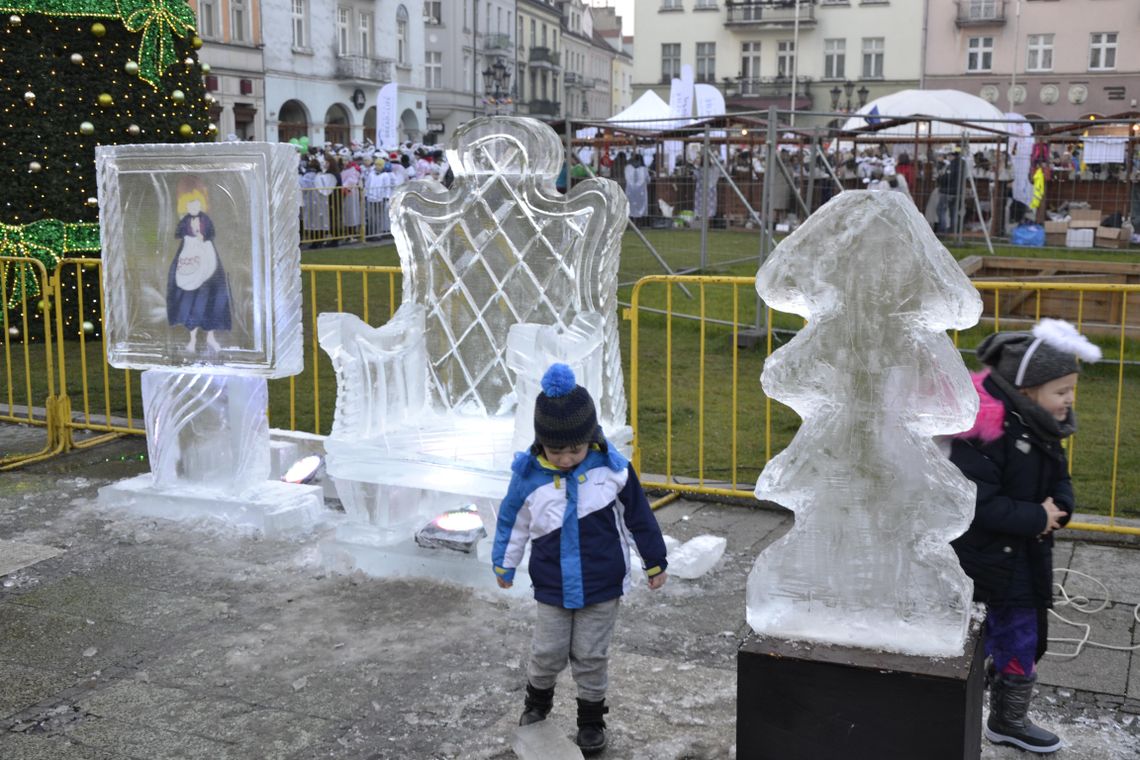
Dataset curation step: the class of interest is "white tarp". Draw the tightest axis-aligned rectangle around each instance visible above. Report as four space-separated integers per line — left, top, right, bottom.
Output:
607 90 682 132
840 89 1009 138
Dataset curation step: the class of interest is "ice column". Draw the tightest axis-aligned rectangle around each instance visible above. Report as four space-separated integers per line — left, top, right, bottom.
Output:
748 191 982 656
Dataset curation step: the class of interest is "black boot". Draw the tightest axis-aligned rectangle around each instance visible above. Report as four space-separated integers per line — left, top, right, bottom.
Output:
518 682 554 726
986 672 1061 753
575 698 608 755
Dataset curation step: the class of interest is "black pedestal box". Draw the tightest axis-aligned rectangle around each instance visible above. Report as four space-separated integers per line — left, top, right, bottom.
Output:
737 617 984 760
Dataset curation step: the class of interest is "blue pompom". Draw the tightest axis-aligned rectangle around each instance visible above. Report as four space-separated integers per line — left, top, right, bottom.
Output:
541 363 577 398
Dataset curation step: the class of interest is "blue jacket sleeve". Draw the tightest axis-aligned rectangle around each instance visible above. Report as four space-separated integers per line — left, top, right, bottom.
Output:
951 439 1048 538
491 472 527 584
618 466 668 578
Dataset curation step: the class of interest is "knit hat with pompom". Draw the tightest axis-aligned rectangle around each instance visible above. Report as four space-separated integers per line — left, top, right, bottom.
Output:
977 318 1102 388
533 363 600 449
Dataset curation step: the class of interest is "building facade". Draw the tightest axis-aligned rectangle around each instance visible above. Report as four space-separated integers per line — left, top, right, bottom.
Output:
516 0 566 119
189 0 267 140
923 0 1140 121
630 0 923 124
260 0 427 148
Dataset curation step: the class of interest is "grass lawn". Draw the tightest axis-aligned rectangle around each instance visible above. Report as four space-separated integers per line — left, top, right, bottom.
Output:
5 229 1138 518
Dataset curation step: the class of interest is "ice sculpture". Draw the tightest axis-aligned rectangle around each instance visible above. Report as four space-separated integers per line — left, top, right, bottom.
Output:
748 191 982 656
318 116 629 557
95 143 320 535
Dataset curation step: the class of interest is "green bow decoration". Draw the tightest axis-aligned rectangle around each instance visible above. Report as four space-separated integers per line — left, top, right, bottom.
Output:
1 220 63 307
118 0 198 87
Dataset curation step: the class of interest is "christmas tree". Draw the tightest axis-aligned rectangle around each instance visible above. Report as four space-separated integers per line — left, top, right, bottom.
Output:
1 1 212 341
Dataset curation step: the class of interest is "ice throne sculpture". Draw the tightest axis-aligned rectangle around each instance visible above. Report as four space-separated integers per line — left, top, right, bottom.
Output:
318 117 629 556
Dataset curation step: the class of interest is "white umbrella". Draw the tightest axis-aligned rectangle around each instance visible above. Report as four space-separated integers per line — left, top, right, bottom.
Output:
840 89 1010 137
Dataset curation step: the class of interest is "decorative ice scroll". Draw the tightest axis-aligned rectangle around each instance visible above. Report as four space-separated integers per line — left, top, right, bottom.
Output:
748 191 983 656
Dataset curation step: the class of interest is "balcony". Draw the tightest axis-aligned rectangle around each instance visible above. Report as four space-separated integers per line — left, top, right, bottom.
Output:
335 55 394 84
725 1 816 29
723 75 814 109
528 46 561 70
483 33 513 55
527 99 560 117
955 0 1007 27
564 71 586 89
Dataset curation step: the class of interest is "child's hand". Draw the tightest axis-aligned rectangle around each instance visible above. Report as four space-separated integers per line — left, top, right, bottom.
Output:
1041 497 1064 535
648 572 667 591
496 577 513 589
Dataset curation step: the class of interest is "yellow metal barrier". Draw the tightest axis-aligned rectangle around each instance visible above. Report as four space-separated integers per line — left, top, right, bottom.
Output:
629 276 1140 535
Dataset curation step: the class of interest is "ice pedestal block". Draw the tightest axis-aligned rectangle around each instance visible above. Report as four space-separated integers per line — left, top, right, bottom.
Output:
748 191 983 656
142 369 270 494
512 721 584 759
98 475 323 537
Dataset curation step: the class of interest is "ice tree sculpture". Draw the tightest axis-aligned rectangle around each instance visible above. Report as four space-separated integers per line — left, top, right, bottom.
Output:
748 191 982 656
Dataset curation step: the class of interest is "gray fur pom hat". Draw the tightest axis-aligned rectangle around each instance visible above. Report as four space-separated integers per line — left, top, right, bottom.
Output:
977 318 1102 388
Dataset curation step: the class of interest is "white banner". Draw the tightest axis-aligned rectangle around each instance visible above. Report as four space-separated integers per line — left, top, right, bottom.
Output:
376 83 398 149
668 64 694 120
694 83 728 161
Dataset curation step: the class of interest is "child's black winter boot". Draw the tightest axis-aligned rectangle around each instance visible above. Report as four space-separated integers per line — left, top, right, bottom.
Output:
518 683 555 726
575 698 608 754
986 672 1061 753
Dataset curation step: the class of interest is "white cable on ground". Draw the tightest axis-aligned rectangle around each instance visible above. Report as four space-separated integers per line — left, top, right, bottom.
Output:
1045 568 1140 660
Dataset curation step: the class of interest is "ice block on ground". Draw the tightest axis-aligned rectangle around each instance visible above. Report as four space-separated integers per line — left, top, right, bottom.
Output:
512 721 583 760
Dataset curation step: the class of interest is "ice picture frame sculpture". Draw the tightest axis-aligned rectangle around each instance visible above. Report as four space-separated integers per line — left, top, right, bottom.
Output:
317 116 628 565
96 142 303 377
95 143 320 536
748 191 982 657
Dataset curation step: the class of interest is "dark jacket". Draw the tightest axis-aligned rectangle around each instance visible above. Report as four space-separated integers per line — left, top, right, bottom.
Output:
949 372 1073 608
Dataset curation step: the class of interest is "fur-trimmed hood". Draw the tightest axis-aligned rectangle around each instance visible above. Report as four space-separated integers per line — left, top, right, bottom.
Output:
957 370 1005 443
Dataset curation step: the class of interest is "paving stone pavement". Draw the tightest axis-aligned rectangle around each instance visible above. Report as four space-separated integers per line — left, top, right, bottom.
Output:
1 428 1138 759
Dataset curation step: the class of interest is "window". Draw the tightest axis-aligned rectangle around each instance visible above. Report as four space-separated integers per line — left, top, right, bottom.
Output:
425 1 441 24
862 37 884 79
1089 32 1116 71
359 12 372 57
199 0 217 38
966 36 993 72
231 0 247 42
397 5 408 64
530 19 536 47
336 7 350 55
426 51 442 89
661 0 683 9
964 0 999 20
777 40 795 79
824 38 845 80
1026 34 1053 72
695 0 717 7
662 43 681 82
696 42 715 83
542 23 547 48
741 41 761 94
291 0 307 47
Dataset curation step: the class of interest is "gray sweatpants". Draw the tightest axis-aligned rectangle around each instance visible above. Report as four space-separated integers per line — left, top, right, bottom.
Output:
528 598 620 702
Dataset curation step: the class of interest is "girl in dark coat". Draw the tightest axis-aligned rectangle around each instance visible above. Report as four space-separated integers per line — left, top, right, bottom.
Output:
950 319 1101 754
167 176 231 353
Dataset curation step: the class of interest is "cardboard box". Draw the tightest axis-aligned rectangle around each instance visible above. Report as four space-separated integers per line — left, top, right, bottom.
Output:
1066 228 1095 248
1044 221 1069 234
1046 233 1067 247
1095 226 1129 249
1068 209 1102 228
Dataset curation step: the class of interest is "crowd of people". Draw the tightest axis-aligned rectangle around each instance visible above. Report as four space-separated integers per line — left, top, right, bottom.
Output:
296 140 452 246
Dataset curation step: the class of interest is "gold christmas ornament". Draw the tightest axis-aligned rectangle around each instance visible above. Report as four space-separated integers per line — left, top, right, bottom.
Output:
97 93 113 107
28 161 42 172
192 36 203 49
70 53 83 65
204 93 215 104
90 22 106 37
183 57 194 66
200 63 211 74
79 121 95 135
23 91 35 104
127 124 141 137
125 60 139 76
36 300 47 312
207 123 218 133
82 321 95 334
9 14 21 26
171 89 186 103
178 124 193 137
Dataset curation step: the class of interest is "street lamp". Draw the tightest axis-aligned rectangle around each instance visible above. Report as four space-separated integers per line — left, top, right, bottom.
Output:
482 59 512 115
829 80 867 113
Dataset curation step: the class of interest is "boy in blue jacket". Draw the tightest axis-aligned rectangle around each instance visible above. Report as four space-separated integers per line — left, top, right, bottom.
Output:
493 363 668 754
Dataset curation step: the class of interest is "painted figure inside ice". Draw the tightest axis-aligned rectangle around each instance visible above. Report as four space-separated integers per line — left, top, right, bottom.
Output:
167 175 232 353
748 191 983 656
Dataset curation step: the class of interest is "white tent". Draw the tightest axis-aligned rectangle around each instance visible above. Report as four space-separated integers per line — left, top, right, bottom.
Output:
608 90 687 132
840 89 1010 138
